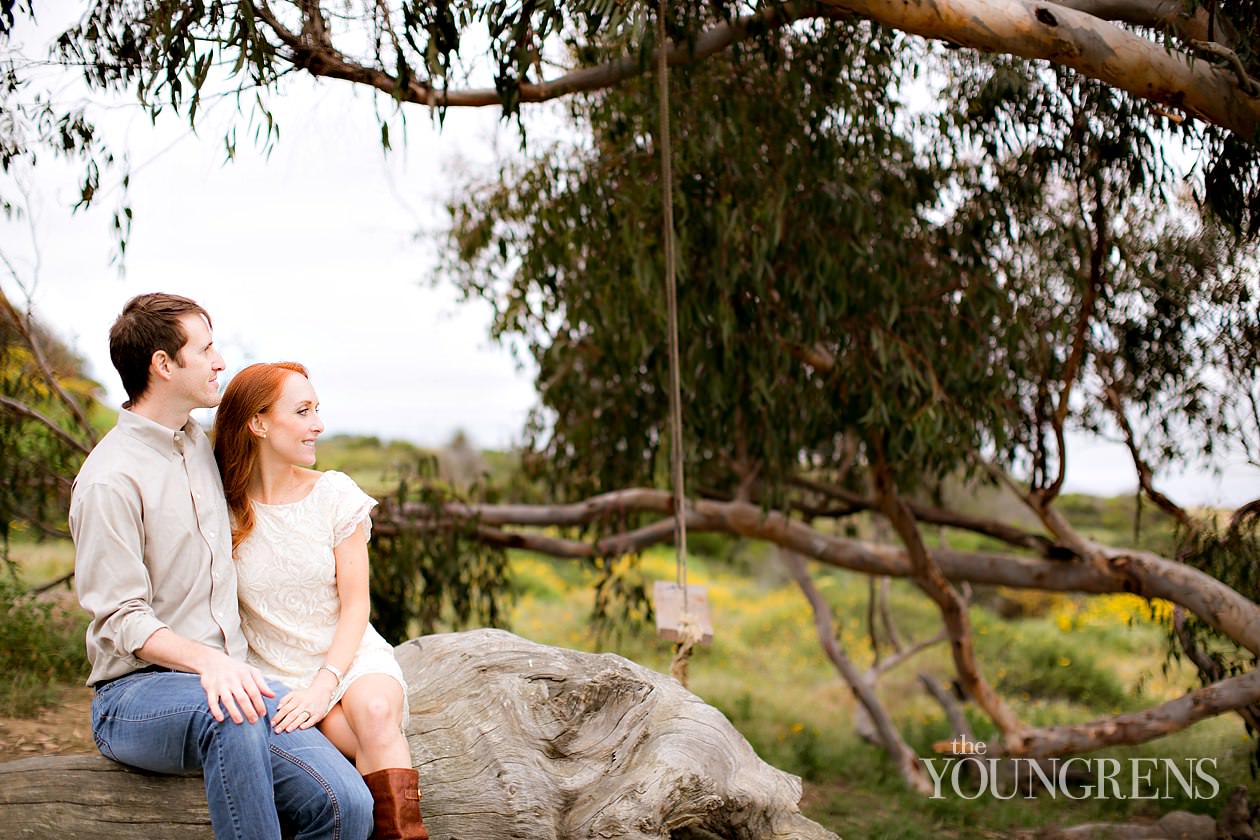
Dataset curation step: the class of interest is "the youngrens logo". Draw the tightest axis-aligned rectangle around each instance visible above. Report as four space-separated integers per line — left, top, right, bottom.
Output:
922 736 1220 801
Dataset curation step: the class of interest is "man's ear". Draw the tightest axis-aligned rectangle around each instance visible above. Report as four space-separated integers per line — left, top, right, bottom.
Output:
150 350 175 383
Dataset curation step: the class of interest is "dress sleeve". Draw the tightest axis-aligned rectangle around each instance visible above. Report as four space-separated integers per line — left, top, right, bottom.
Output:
324 471 379 546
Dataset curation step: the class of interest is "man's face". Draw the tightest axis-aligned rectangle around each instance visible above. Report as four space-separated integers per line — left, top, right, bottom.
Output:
169 313 226 409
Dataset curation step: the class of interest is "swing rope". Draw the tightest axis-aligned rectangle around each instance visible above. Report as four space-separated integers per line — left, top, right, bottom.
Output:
654 0 703 687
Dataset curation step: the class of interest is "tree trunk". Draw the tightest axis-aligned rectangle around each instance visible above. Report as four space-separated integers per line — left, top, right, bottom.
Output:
0 629 836 840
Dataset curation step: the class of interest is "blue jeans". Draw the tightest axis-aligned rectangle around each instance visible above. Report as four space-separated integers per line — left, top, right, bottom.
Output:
91 670 373 840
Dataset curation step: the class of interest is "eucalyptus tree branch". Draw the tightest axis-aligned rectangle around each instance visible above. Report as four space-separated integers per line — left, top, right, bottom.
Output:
879 577 904 652
986 460 1099 559
0 283 98 447
242 1 1260 137
386 483 1260 657
0 395 92 455
1231 498 1260 532
1044 185 1104 502
1051 0 1238 49
1172 605 1260 734
868 445 1028 740
867 576 882 664
871 626 948 678
255 1 846 109
920 673 974 745
993 667 1260 757
788 474 1063 555
779 547 931 793
1101 384 1196 531
1191 39 1260 96
1 499 72 540
28 569 75 595
379 484 1260 751
818 0 1260 138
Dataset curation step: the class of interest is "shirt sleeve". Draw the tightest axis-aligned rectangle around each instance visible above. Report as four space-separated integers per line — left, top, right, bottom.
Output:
71 481 169 660
326 471 379 546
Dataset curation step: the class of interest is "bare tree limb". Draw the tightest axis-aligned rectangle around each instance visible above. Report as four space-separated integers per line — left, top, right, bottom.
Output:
1044 184 1104 502
1102 384 1196 531
1230 498 1260 533
254 2 848 109
1191 39 1260 95
0 286 97 447
920 673 974 745
1052 0 1239 49
0 395 91 455
28 569 74 595
818 0 1260 138
996 667 1260 757
869 444 1027 740
866 575 882 665
879 577 904 652
1172 605 1260 734
379 487 1260 754
789 475 1064 556
382 486 1260 658
872 627 948 678
779 548 931 793
242 1 1260 138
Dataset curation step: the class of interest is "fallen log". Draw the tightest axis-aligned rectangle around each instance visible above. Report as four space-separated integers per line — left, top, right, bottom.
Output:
0 629 836 839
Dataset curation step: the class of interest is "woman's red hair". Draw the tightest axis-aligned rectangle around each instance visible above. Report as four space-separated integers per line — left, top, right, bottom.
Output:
213 361 309 552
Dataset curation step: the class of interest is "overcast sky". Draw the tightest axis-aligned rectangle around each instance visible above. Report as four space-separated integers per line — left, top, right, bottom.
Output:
3 8 1255 508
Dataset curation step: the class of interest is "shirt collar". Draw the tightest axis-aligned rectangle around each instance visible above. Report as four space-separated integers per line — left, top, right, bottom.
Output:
115 408 205 458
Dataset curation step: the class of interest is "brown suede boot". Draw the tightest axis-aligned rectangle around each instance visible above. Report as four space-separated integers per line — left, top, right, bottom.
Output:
362 767 430 840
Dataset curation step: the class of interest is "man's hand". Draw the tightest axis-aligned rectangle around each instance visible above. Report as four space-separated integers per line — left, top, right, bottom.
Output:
198 650 275 724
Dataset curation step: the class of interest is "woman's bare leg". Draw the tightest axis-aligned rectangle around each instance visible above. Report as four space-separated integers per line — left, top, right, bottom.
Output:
317 704 362 762
337 674 411 773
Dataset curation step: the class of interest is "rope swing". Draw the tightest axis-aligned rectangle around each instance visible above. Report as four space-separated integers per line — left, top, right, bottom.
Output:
651 0 712 687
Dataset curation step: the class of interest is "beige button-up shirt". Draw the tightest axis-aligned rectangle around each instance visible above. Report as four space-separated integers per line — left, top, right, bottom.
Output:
71 409 248 686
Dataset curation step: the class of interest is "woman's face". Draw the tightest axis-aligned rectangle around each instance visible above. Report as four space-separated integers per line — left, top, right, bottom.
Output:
259 372 324 466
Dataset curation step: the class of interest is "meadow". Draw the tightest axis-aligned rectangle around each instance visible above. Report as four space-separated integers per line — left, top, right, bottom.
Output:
2 437 1253 837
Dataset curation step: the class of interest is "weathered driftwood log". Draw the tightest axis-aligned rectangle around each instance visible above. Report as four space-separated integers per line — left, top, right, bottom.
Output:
0 629 836 839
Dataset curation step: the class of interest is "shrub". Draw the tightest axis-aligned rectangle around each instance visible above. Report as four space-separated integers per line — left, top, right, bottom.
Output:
994 632 1130 709
0 573 89 716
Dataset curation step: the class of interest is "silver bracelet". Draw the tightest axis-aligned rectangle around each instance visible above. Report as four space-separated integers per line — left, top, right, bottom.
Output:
319 663 344 682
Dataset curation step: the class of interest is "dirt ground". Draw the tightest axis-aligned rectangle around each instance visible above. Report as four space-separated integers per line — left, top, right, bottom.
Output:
0 684 95 762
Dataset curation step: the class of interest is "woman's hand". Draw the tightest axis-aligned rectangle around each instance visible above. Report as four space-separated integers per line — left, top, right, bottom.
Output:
273 676 336 733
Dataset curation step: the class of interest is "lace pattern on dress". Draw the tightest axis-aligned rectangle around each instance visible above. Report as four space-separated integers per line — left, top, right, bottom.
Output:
234 470 408 721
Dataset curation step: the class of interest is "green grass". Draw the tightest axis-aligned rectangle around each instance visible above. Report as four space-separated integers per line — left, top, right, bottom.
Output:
2 464 1252 835
507 546 1256 837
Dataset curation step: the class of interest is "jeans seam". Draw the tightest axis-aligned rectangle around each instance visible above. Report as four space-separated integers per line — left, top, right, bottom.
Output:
270 742 342 840
215 723 245 840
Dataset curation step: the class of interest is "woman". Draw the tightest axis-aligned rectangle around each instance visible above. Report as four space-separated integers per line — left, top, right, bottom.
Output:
213 362 428 840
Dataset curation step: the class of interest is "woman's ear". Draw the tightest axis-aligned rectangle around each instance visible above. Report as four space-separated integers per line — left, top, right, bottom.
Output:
248 415 269 438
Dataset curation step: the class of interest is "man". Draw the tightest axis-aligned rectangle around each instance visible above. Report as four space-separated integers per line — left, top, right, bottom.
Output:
71 293 373 840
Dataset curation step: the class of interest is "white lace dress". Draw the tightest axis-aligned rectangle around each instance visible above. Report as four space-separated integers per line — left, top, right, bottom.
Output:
234 470 408 718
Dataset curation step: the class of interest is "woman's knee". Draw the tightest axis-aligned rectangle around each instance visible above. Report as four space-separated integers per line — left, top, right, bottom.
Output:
347 694 400 733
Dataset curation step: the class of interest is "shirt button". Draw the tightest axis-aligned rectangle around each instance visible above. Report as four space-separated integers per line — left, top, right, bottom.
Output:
207 531 216 538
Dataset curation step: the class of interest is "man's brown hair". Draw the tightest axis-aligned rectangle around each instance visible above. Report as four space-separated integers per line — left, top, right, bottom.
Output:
108 293 212 405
